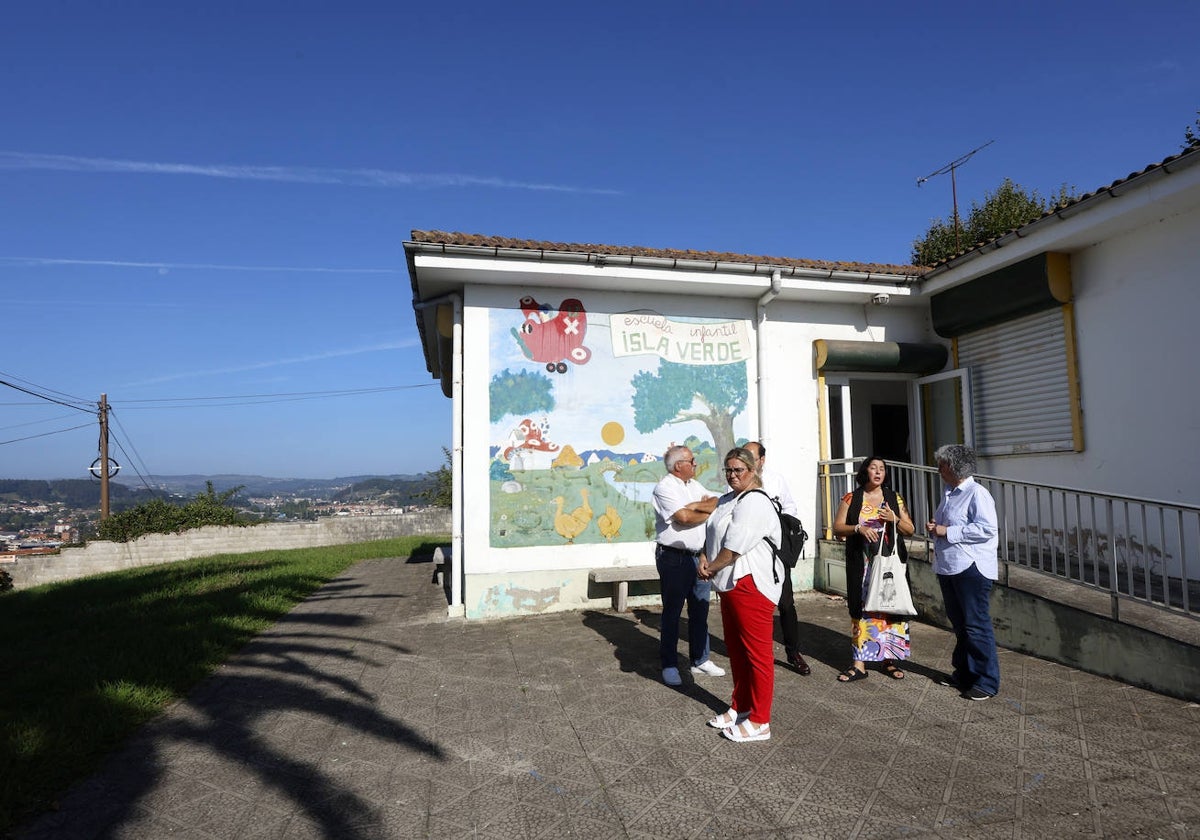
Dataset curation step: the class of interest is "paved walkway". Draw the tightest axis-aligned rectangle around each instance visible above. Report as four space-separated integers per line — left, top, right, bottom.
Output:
19 556 1200 839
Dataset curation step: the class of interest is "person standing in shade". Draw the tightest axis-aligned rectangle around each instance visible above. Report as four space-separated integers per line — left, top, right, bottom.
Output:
744 441 812 676
653 445 723 686
926 444 1001 701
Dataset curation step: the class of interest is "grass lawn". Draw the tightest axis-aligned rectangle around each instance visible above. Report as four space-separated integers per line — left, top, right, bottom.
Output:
0 535 446 835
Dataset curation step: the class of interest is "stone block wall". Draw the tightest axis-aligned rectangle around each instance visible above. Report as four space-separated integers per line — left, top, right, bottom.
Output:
4 510 451 590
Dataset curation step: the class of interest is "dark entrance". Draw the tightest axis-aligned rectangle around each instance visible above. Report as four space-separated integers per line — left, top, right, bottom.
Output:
871 404 910 463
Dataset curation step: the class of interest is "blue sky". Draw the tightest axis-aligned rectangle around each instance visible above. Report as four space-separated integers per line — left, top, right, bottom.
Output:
2 1 1197 481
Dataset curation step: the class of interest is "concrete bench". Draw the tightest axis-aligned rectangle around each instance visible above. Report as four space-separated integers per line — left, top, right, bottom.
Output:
589 565 659 612
432 545 451 586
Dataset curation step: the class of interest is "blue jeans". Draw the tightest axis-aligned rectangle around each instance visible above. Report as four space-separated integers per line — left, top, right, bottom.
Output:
656 544 711 670
938 563 1000 695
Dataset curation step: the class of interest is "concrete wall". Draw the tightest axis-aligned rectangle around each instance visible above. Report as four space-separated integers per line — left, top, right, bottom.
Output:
817 539 1200 702
4 510 451 590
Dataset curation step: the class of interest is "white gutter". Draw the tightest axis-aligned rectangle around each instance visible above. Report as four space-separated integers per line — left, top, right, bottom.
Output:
405 241 920 286
447 293 464 617
756 270 782 448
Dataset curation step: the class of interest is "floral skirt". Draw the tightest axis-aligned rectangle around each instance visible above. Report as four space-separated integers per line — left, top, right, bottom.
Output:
851 615 910 662
851 556 910 662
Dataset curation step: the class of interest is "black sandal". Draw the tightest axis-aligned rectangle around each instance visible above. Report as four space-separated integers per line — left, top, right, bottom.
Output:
837 667 868 682
884 663 906 680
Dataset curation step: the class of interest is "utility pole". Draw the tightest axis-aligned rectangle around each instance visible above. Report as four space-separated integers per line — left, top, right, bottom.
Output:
99 393 110 520
917 139 995 254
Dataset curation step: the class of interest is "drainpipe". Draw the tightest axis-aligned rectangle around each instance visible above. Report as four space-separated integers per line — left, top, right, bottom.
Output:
413 293 465 617
756 270 783 446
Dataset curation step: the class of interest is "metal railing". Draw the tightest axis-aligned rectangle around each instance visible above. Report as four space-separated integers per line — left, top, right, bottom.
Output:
818 458 1199 623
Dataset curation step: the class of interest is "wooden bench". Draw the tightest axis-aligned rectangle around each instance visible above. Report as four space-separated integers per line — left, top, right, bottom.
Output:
589 565 659 612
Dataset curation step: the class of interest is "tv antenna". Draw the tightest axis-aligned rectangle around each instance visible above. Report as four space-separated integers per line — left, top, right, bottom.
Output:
917 139 994 253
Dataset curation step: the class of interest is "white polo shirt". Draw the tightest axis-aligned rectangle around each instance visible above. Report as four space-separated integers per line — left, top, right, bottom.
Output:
653 472 709 552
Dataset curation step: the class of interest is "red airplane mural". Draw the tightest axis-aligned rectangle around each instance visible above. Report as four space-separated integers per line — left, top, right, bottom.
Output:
511 295 591 373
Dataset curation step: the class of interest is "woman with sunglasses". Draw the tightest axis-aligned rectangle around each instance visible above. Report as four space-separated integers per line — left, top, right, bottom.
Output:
698 446 783 742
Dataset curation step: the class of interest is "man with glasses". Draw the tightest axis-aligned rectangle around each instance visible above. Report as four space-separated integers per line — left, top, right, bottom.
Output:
744 441 812 676
653 445 722 686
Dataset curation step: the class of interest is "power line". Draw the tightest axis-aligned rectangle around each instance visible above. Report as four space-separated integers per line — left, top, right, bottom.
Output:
0 377 94 412
0 377 439 478
0 422 94 447
0 369 92 405
0 412 83 432
108 408 158 493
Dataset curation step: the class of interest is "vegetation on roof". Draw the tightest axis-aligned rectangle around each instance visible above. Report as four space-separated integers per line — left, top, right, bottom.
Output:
911 178 1079 267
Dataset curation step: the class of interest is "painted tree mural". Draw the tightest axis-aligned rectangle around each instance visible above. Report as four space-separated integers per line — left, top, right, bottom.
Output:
630 360 747 458
490 368 555 423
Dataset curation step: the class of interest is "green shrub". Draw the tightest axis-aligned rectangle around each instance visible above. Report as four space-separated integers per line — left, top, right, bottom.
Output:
97 482 250 543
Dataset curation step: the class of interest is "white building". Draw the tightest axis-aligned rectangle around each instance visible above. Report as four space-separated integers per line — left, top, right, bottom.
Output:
406 146 1200 619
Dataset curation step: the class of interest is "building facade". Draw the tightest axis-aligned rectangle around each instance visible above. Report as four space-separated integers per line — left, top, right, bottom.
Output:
406 147 1200 618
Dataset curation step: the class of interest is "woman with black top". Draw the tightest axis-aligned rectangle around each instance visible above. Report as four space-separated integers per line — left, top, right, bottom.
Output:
832 456 916 681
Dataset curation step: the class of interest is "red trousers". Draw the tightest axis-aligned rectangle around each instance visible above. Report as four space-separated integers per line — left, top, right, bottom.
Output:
719 574 776 724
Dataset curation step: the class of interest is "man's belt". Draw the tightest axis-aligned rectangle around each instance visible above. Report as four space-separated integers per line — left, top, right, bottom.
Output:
657 544 700 557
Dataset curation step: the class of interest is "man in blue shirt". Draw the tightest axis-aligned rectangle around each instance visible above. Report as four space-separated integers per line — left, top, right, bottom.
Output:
925 444 1000 700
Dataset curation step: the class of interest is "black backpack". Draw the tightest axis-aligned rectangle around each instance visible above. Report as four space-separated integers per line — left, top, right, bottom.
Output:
742 488 808 569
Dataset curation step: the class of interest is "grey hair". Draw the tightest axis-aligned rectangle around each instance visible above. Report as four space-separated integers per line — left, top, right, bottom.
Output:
934 444 977 480
663 445 692 472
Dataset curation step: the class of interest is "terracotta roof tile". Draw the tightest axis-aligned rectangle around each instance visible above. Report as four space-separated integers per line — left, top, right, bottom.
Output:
409 230 926 278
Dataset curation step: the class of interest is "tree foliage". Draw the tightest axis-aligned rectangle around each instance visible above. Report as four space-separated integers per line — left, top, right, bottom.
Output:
912 178 1078 266
1185 110 1200 151
630 361 747 459
489 369 554 423
422 447 453 507
96 482 250 543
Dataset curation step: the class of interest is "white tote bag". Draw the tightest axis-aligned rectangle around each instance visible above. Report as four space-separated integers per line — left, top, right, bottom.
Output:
862 520 917 616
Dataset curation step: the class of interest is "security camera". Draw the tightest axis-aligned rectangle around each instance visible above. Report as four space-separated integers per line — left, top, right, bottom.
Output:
871 293 890 305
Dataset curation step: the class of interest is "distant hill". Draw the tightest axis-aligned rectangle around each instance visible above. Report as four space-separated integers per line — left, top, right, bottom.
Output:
0 479 161 508
330 476 435 505
0 474 438 505
128 474 433 499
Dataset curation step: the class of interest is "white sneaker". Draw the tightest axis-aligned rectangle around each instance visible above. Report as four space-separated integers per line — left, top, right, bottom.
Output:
690 660 726 677
662 667 682 686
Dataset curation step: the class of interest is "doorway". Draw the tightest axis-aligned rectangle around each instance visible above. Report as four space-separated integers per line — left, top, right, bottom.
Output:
870 404 910 463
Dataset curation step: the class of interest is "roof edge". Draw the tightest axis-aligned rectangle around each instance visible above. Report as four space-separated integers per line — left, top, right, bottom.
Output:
404 236 924 284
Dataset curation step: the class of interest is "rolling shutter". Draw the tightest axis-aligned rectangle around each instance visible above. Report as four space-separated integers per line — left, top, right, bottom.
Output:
957 307 1075 456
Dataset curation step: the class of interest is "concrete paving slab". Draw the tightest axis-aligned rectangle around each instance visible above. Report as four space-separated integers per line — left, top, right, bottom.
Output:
17 554 1200 839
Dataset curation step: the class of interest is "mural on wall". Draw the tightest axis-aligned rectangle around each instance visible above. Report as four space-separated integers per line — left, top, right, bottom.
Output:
489 295 754 548
511 295 591 374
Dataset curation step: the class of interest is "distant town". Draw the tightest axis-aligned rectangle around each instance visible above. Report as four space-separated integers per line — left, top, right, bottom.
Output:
0 473 440 560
